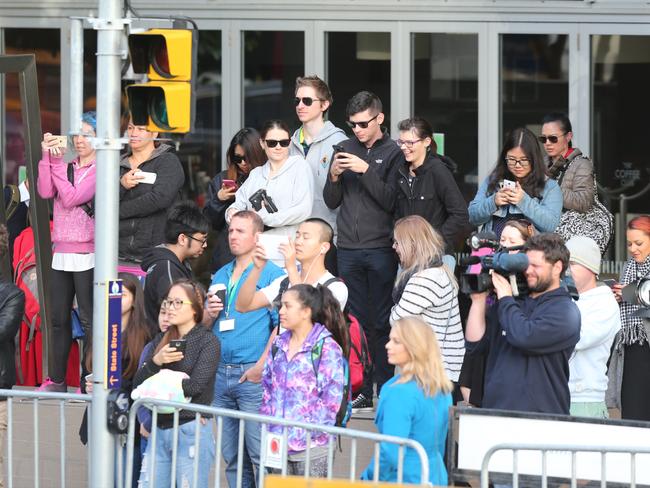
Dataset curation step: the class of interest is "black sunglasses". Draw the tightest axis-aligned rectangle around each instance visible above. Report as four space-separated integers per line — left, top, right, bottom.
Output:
265 139 291 148
346 114 379 129
231 154 246 165
294 97 323 107
538 134 564 144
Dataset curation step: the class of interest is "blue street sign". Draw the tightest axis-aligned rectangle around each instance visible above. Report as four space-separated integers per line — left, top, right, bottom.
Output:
105 280 122 389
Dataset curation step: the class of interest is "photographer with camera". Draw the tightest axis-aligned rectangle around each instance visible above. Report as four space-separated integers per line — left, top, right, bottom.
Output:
226 120 313 248
465 233 580 414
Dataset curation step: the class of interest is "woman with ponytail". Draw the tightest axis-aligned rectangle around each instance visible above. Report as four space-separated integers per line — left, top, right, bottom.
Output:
362 316 453 485
394 116 469 251
134 279 220 488
260 284 347 477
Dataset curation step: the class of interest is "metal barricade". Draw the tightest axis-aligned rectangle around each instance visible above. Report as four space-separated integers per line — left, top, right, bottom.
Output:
480 442 650 488
124 398 431 487
0 388 91 488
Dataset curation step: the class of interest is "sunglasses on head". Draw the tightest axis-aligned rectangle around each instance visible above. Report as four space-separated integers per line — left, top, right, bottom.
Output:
346 114 379 129
231 154 246 165
294 97 323 107
538 134 563 144
265 139 291 148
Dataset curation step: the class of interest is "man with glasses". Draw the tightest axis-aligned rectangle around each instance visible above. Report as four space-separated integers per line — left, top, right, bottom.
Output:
290 76 347 238
323 91 405 410
205 210 284 488
142 201 209 331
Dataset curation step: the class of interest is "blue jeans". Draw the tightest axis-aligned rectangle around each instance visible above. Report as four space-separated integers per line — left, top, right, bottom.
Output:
337 247 398 397
212 363 264 488
138 419 215 488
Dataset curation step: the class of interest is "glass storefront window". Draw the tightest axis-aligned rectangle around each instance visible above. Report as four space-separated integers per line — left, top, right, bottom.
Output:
592 34 650 216
243 31 304 129
4 28 61 184
501 34 569 137
327 32 391 132
412 32 479 203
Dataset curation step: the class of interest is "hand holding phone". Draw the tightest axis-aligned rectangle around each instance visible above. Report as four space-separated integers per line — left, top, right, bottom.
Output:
169 339 187 354
603 279 617 288
222 179 238 190
500 179 516 191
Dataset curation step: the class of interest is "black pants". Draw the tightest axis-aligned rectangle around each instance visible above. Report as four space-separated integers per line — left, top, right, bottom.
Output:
337 247 397 397
621 342 650 421
49 268 94 383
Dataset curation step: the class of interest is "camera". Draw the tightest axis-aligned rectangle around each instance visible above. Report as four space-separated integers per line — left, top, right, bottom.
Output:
622 278 650 319
249 189 278 213
460 231 529 296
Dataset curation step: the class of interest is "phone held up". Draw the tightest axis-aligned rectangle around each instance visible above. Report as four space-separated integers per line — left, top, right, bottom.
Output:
169 339 187 354
222 179 238 190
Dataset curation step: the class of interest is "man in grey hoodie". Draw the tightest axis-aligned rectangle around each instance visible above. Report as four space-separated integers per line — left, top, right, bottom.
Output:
290 76 347 238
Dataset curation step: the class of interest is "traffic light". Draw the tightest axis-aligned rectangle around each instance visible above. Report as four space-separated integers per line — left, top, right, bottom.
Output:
126 28 197 133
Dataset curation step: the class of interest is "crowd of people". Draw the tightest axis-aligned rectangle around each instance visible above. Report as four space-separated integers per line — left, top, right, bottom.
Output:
0 73 649 487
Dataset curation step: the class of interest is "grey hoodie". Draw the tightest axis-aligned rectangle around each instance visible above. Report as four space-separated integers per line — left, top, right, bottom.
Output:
290 121 347 235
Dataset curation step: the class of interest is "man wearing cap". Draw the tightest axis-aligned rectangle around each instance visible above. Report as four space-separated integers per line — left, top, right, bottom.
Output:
565 236 621 418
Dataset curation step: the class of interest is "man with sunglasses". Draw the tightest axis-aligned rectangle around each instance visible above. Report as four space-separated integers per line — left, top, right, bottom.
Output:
323 90 405 410
290 76 347 238
142 201 209 331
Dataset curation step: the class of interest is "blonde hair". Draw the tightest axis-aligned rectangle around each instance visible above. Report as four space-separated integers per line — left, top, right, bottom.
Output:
394 215 457 291
392 317 453 396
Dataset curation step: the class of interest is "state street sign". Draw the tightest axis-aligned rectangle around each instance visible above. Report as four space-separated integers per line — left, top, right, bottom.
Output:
105 280 123 389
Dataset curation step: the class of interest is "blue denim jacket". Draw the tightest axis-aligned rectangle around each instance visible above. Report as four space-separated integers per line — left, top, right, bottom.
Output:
468 177 562 233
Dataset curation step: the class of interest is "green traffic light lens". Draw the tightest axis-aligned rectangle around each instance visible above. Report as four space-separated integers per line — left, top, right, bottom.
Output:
148 89 174 131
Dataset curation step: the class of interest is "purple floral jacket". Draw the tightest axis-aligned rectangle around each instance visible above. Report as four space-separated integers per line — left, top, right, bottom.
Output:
260 322 344 453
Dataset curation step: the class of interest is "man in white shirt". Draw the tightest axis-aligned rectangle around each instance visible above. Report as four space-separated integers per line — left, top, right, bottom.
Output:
236 218 348 313
565 236 621 418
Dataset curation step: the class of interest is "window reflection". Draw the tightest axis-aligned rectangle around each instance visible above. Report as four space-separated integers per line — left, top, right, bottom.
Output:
501 34 569 136
412 33 478 202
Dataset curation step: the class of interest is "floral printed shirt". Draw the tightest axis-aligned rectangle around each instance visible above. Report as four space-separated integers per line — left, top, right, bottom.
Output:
260 322 344 453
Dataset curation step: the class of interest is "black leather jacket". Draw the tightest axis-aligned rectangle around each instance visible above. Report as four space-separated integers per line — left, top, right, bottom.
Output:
0 281 25 394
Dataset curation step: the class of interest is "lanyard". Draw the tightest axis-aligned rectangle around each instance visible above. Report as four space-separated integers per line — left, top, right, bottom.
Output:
225 264 252 317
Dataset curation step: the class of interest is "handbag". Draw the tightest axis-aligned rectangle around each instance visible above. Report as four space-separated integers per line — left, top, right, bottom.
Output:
555 168 614 254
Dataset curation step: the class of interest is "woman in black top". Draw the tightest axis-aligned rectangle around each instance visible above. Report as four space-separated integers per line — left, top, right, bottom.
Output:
134 279 220 488
394 117 469 252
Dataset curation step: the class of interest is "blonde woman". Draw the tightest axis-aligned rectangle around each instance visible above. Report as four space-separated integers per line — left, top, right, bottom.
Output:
390 215 464 383
361 317 453 485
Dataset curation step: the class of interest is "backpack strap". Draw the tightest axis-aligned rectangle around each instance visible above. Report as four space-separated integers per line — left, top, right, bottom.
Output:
67 162 75 185
272 277 291 309
6 185 21 221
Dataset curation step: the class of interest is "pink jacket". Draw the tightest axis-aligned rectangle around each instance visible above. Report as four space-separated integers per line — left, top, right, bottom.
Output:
37 150 96 254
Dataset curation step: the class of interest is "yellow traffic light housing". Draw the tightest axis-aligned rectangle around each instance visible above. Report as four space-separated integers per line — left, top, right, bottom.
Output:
126 28 197 133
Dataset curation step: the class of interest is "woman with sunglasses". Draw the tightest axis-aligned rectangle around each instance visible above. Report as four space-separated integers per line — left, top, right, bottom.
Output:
540 113 594 214
226 120 314 243
468 127 562 238
135 279 220 487
204 128 266 271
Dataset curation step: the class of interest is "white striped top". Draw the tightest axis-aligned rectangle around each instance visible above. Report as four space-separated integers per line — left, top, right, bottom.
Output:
390 267 465 382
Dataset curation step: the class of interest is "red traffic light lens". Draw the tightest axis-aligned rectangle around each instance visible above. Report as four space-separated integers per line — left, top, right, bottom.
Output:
149 37 173 79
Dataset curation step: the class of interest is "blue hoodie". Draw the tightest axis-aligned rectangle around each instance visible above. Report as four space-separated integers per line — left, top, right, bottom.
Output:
466 287 581 414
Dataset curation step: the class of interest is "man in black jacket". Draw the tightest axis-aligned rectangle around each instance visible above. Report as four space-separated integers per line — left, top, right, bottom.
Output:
323 91 404 409
141 201 209 330
0 224 25 487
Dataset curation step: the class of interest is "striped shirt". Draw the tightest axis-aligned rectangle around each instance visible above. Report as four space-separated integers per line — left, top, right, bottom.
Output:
390 267 465 382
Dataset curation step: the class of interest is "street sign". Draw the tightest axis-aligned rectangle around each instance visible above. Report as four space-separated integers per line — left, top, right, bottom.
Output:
105 280 122 389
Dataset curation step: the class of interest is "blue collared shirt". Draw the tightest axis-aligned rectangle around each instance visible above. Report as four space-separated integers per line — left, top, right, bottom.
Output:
211 260 284 364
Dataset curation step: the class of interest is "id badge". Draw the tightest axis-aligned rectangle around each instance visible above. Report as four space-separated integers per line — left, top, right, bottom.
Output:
219 319 235 332
263 432 284 469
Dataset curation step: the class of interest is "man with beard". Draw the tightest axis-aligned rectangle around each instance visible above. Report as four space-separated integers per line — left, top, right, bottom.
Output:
464 233 581 414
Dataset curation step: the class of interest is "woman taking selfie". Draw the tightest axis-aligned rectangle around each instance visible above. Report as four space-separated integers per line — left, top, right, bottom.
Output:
468 127 562 239
134 279 220 487
204 128 266 271
226 120 313 238
361 316 453 485
260 284 347 477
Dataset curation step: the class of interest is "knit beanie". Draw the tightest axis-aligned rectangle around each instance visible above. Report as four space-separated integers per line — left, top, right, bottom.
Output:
566 235 601 275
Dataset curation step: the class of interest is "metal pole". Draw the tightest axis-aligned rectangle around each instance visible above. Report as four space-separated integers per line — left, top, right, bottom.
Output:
90 0 123 485
69 18 84 136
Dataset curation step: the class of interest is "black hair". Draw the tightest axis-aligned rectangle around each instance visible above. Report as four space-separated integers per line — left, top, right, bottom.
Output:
287 284 350 358
522 232 570 277
119 273 152 379
304 218 334 244
346 91 382 118
260 120 291 140
397 116 437 152
541 113 573 148
226 128 266 180
164 201 210 245
487 127 548 198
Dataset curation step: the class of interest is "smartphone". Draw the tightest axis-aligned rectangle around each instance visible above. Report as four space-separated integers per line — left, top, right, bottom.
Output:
51 135 68 148
169 339 187 353
332 144 345 154
222 179 238 190
134 171 157 184
500 179 516 190
603 279 617 288
208 283 227 304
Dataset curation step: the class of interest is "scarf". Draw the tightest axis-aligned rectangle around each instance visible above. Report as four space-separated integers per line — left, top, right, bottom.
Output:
616 255 650 348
